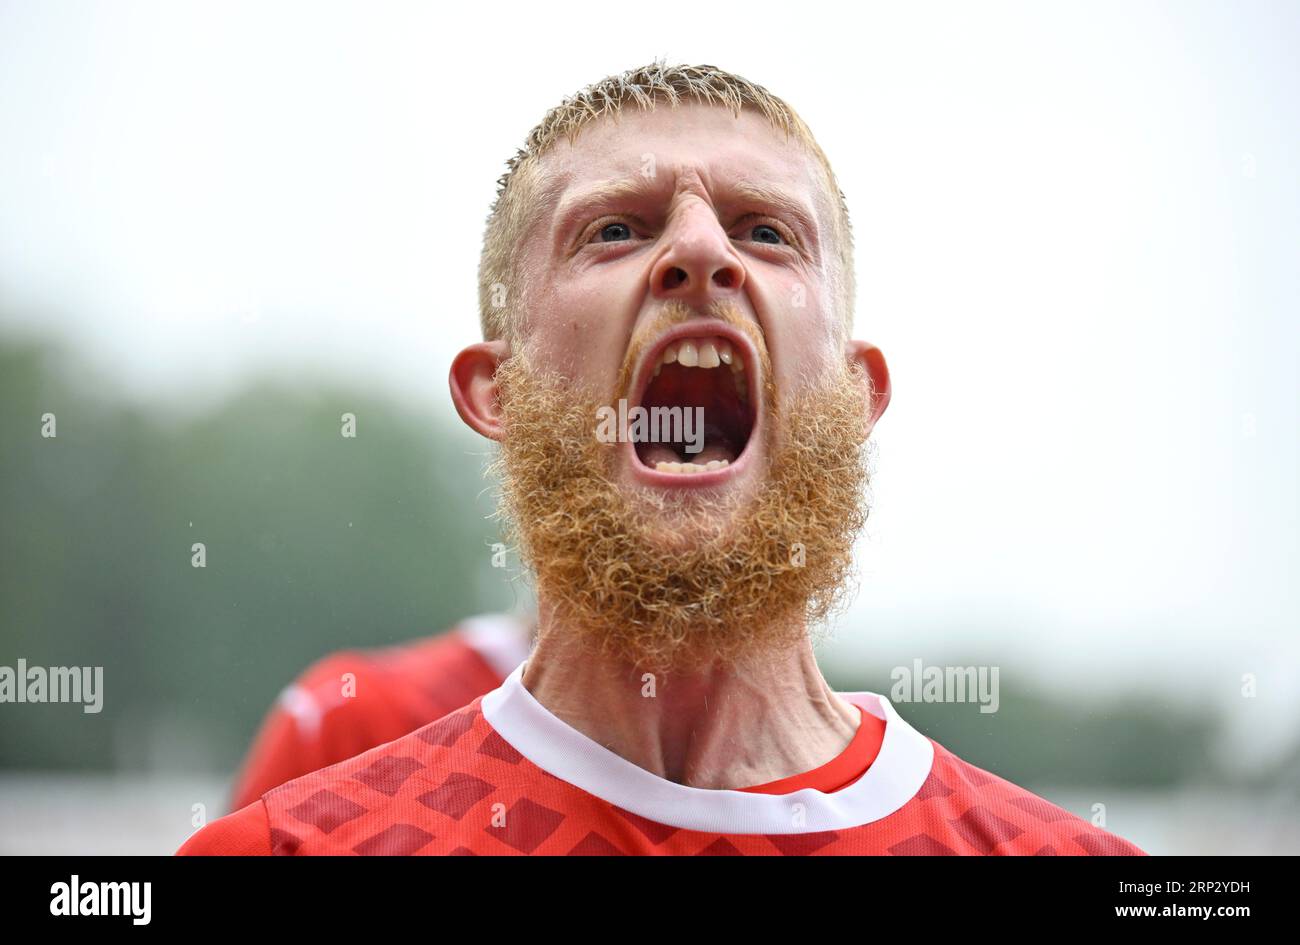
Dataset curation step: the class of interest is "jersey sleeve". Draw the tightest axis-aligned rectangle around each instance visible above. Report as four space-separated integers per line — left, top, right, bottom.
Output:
176 800 273 856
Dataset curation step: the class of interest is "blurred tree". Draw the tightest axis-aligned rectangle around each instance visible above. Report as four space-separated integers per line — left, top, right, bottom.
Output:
0 337 512 773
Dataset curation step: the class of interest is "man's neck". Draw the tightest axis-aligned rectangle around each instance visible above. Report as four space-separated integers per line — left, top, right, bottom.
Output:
519 609 861 790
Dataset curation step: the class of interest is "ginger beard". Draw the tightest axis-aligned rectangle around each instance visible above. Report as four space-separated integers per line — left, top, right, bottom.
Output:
489 306 874 674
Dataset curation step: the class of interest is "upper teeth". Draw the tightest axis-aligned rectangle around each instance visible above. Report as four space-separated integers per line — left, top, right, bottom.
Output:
653 337 744 376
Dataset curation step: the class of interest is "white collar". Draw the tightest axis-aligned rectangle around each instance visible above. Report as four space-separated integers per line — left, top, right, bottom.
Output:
481 662 934 835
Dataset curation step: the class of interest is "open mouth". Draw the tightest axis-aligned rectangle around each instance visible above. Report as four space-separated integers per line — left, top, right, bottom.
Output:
628 325 758 482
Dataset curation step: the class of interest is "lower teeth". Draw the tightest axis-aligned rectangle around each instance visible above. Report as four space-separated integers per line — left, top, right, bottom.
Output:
654 460 730 474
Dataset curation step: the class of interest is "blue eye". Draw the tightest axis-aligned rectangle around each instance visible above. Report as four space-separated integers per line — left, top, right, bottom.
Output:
584 217 792 250
596 222 633 243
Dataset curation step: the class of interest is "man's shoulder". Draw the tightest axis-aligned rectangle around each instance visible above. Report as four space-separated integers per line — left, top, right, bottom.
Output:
918 739 1147 855
182 699 509 856
176 799 274 855
259 697 541 854
225 614 534 816
270 695 495 789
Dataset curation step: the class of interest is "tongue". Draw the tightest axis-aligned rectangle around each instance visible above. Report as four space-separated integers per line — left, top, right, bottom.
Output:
686 440 738 464
684 423 741 463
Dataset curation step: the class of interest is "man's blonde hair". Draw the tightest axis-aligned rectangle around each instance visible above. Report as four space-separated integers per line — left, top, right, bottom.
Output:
477 60 856 346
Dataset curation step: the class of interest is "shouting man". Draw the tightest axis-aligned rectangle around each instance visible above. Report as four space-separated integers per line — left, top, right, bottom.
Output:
179 61 1145 856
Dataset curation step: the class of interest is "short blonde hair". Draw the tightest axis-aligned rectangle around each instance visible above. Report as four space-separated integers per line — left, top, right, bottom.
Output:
477 59 855 345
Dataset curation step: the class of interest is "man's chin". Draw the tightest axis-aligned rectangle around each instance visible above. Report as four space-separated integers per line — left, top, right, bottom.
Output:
623 505 745 557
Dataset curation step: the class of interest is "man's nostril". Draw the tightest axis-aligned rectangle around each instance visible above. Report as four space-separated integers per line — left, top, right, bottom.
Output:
661 266 687 291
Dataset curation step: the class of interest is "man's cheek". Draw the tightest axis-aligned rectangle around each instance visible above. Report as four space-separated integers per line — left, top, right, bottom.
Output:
520 342 584 386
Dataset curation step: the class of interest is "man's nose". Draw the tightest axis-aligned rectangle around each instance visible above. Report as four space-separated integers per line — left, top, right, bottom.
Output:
648 201 746 307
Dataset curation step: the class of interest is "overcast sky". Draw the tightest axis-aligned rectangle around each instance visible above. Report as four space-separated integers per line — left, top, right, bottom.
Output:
2 1 1296 754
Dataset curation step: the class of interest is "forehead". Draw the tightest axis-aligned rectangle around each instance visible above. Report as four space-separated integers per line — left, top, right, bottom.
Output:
530 103 831 234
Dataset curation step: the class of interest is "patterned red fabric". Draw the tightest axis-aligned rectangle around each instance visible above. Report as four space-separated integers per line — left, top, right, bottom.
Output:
181 694 1146 856
227 631 507 811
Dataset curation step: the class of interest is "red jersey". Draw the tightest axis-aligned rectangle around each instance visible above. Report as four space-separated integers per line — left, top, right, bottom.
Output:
228 614 533 811
182 661 1146 856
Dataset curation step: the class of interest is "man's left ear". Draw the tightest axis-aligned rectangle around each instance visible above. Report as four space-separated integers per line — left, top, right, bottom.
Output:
846 340 891 436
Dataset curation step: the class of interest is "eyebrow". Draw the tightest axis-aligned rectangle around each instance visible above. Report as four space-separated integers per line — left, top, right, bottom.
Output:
726 180 821 245
551 175 822 253
552 176 669 238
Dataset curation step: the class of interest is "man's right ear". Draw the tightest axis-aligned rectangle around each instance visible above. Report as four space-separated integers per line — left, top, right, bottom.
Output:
449 340 511 441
